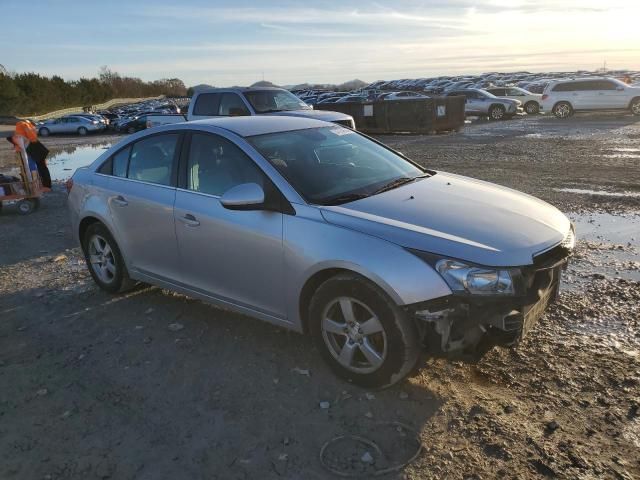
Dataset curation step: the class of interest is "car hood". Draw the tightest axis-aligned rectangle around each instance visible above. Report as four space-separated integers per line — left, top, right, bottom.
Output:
320 172 570 267
264 109 353 122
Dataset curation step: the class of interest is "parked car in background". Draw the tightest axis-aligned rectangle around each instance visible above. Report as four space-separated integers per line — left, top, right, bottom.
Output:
542 77 640 118
336 95 369 103
486 86 542 114
447 89 521 120
37 115 103 136
68 116 575 388
188 87 355 128
382 91 429 101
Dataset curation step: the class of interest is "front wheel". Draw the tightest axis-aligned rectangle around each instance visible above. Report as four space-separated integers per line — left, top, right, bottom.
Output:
552 101 573 118
309 273 419 389
630 98 640 116
78 127 88 136
524 101 540 114
17 198 39 215
39 127 50 137
488 104 505 120
82 223 135 293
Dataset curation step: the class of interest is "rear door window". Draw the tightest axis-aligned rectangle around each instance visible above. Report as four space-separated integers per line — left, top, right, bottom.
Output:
193 93 221 116
113 146 131 177
127 134 179 186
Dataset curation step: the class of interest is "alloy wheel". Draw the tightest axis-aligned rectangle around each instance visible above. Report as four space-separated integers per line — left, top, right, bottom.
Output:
321 296 387 374
632 101 640 115
88 234 117 284
554 103 571 118
490 107 504 120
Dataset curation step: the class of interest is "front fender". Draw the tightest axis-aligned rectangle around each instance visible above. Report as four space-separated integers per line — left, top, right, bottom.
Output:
284 206 452 330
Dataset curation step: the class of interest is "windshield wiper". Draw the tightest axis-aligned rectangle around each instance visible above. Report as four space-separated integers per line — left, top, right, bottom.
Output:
373 174 430 195
321 193 371 206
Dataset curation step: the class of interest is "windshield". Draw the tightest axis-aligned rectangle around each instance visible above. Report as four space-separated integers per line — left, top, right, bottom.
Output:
248 126 427 205
244 90 311 113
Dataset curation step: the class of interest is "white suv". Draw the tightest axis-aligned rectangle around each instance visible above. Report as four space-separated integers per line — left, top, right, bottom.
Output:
542 77 640 118
486 87 542 114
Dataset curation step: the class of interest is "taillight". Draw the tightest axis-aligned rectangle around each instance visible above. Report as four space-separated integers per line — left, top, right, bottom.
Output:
542 94 548 101
65 178 73 194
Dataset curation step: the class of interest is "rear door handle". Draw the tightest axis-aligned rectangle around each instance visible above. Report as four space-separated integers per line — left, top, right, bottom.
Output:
112 195 128 207
180 213 200 227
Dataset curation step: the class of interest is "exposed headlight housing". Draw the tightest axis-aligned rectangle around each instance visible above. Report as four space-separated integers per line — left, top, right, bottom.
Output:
435 259 515 295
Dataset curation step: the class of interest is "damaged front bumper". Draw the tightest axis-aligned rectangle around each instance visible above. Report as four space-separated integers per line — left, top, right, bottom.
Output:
407 247 569 358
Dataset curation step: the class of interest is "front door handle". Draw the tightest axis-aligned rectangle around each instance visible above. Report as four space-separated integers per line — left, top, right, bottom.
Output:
180 213 200 227
112 195 128 207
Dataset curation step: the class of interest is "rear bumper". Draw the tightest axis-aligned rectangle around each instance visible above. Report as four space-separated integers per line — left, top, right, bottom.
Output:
408 259 567 358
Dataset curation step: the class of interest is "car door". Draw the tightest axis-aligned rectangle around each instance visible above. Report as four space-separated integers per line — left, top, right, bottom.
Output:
173 131 285 318
50 118 66 133
573 81 600 109
106 132 183 282
597 80 628 109
465 91 484 114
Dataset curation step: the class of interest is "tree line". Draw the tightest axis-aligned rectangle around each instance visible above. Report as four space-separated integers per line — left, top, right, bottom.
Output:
0 67 187 116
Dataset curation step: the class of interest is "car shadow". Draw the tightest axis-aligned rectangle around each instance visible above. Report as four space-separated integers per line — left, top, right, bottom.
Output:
0 279 444 479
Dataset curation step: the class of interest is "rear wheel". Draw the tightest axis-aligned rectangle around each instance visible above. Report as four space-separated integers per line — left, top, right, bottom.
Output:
630 98 640 116
77 127 88 136
488 104 505 120
39 127 50 137
524 101 540 114
309 273 419 389
127 126 136 134
552 101 573 118
82 223 135 293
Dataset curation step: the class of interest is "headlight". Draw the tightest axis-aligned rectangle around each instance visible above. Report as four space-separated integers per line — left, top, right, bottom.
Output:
435 259 514 295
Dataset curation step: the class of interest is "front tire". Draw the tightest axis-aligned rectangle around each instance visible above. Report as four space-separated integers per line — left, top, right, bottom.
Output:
630 98 640 116
78 127 88 136
552 101 573 118
524 101 540 114
17 198 38 215
82 223 135 293
488 104 506 120
309 273 419 389
39 127 50 137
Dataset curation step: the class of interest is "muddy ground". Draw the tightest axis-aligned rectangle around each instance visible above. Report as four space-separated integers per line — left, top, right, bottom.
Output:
0 113 639 480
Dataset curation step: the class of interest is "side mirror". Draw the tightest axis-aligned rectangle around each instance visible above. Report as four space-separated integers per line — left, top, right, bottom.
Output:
220 183 265 210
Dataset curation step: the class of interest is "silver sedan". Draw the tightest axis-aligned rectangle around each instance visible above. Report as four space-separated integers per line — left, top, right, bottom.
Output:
37 115 103 136
68 116 574 388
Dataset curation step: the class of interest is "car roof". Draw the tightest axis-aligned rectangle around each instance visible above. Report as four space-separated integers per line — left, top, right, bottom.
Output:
188 115 331 137
195 87 285 94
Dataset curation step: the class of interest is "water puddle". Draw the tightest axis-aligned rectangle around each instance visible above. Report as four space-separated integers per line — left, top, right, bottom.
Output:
555 188 640 198
46 143 112 181
602 153 640 159
562 212 640 288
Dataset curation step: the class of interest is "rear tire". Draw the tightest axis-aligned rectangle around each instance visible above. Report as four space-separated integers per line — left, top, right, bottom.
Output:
552 101 573 118
488 104 505 120
78 127 88 136
524 101 540 114
630 98 640 116
82 223 136 294
309 273 419 389
39 127 50 137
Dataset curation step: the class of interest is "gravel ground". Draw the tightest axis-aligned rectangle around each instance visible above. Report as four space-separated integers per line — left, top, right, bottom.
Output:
1 113 639 479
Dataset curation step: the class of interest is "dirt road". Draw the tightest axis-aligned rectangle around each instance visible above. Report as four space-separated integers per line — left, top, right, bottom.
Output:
1 114 639 479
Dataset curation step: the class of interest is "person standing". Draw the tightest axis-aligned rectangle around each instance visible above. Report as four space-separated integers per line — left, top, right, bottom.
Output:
11 120 51 190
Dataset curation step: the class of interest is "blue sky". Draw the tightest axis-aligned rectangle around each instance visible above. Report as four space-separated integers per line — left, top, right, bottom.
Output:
1 0 639 86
